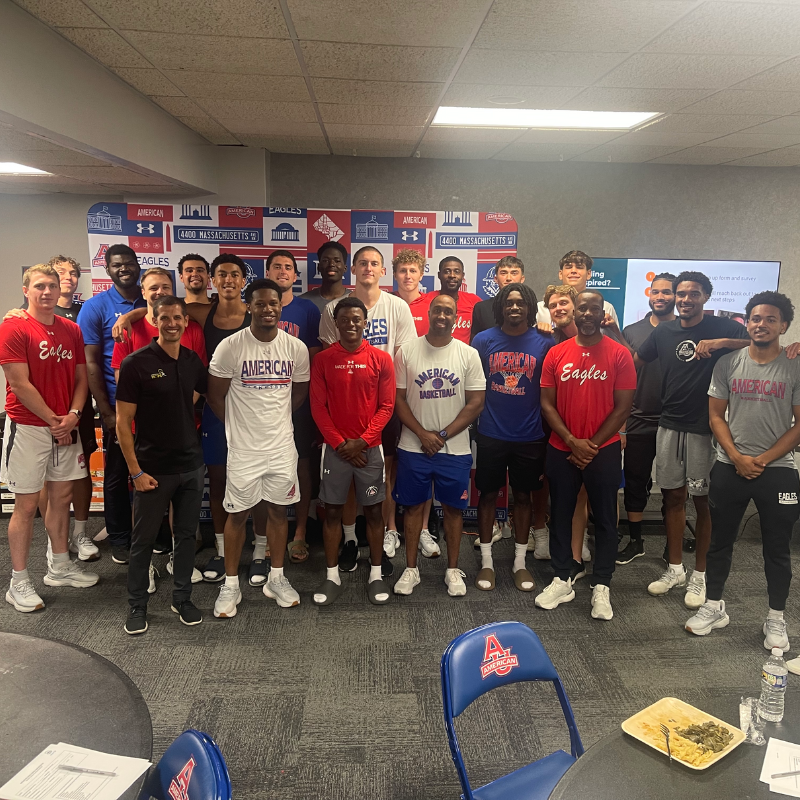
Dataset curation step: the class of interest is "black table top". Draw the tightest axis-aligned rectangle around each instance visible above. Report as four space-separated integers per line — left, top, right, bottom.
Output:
550 693 800 800
0 632 152 800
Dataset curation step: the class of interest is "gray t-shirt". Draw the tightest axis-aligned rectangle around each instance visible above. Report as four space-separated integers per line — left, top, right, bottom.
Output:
708 348 800 468
299 287 350 314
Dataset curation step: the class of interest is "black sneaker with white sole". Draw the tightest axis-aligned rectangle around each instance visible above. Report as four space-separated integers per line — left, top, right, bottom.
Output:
124 606 148 635
569 559 587 582
111 546 131 565
381 551 394 578
171 600 202 626
338 540 359 572
616 538 645 565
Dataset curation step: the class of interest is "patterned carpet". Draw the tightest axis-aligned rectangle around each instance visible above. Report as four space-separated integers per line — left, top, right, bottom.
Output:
0 507 796 799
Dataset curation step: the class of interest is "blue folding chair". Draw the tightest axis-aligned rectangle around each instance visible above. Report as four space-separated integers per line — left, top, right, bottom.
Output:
441 621 583 800
139 729 231 800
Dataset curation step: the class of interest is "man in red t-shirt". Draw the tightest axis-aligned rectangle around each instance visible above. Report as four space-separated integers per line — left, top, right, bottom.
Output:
537 289 636 621
0 265 99 613
310 296 395 606
393 248 432 336
428 256 481 344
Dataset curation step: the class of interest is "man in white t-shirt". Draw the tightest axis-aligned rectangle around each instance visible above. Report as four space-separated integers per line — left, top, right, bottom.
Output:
207 279 310 616
392 294 485 598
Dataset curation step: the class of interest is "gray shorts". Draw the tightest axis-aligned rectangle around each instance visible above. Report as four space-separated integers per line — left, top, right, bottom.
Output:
655 426 717 496
319 443 386 506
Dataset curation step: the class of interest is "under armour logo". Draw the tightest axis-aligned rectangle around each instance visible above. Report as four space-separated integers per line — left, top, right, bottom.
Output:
401 230 419 241
582 352 591 357
136 223 155 234
324 469 330 474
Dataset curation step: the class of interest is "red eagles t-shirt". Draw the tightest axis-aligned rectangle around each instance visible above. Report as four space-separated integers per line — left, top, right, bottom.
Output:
428 290 481 343
0 313 86 426
540 335 637 450
405 293 432 337
111 316 208 370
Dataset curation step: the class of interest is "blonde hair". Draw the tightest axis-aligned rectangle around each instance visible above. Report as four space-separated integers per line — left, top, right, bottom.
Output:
22 264 59 288
391 248 425 272
544 283 577 307
141 267 173 285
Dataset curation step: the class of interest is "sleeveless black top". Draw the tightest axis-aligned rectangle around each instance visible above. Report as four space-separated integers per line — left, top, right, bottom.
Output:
203 302 250 358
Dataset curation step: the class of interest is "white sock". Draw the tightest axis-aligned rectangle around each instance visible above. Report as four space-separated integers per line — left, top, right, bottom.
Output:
326 567 341 585
707 599 723 610
253 534 267 561
692 570 705 581
224 574 239 588
269 566 284 582
369 565 382 583
513 542 527 573
73 519 87 537
421 528 429 536
769 608 784 620
51 550 70 566
669 562 685 574
11 569 29 585
343 524 357 544
479 542 493 571
215 533 225 557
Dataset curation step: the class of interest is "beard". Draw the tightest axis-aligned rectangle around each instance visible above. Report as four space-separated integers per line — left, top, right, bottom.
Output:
553 315 574 328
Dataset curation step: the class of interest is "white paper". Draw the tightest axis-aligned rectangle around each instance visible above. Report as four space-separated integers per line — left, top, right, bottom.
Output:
759 738 800 796
0 742 151 800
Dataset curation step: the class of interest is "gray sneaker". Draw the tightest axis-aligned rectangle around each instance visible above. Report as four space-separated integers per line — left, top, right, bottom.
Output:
6 579 45 612
764 617 790 651
685 601 730 636
263 574 300 608
43 561 99 588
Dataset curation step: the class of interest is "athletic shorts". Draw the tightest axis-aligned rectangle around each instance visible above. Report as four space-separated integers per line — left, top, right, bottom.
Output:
392 449 472 510
474 433 545 494
656 426 716 496
1 417 87 494
78 401 98 457
292 400 318 460
223 445 299 512
319 443 385 506
201 404 227 466
381 411 402 458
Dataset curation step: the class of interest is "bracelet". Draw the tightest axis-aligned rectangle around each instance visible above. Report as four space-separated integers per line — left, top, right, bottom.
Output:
618 431 627 435
130 471 144 480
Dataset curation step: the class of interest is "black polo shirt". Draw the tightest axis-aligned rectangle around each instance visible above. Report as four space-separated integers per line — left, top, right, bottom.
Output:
116 340 207 475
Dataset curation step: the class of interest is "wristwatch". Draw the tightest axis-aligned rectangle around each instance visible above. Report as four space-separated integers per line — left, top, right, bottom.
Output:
69 408 82 419
439 430 449 440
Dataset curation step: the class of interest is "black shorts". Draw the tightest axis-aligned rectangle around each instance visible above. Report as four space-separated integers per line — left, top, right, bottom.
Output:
622 431 657 513
381 411 402 458
475 433 545 494
292 400 319 460
78 400 98 457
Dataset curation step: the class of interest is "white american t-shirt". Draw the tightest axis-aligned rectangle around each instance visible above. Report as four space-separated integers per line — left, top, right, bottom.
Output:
319 290 416 354
395 336 485 456
209 327 310 453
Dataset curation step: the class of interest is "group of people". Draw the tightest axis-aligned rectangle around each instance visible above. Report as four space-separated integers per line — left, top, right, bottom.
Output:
1 245 798 649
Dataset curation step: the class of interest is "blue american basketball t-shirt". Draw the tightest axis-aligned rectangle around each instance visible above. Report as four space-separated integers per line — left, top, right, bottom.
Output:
472 327 554 442
278 295 321 349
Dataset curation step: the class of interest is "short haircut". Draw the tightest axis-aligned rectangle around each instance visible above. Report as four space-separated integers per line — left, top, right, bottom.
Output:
22 264 59 288
431 293 457 310
152 295 188 317
439 255 464 271
493 282 538 327
105 243 137 266
352 246 384 266
318 241 348 262
392 248 425 272
544 283 577 307
577 288 605 305
177 253 209 274
674 270 712 296
746 290 795 328
652 272 676 286
559 250 592 271
210 253 248 277
495 255 525 274
244 278 281 304
333 296 368 320
266 249 298 273
141 267 173 286
47 254 80 273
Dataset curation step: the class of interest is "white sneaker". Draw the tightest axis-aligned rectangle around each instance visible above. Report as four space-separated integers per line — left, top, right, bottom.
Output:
213 583 242 618
648 566 686 596
43 561 99 588
69 530 100 561
263 574 300 608
393 567 420 595
684 572 706 609
46 538 53 571
148 563 158 595
383 529 400 558
582 530 591 562
501 522 513 539
166 554 203 583
686 601 730 636
591 584 613 620
93 527 109 542
5 579 45 612
474 522 503 550
764 617 790 651
528 526 550 559
445 568 467 597
419 530 441 558
535 577 575 610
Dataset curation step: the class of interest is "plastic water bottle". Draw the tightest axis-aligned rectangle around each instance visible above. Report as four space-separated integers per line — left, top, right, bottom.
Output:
759 647 788 722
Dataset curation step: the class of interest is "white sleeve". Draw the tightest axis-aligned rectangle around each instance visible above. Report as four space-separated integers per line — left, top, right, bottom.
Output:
394 344 408 390
293 341 310 382
318 303 338 345
536 301 551 325
209 337 235 378
393 301 417 351
464 347 487 391
605 302 619 325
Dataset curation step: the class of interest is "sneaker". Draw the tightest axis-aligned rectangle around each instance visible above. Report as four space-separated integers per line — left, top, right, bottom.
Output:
124 606 148 635
685 601 730 636
338 540 359 572
535 577 575 610
684 571 706 609
616 538 645 565
263 574 300 608
213 583 242 618
381 551 394 578
419 530 441 558
69 531 99 562
44 561 99 588
444 568 467 597
582 530 591 562
648 566 686 596
383 529 400 558
528 526 550 559
148 563 158 595
393 567 420 595
171 600 203 626
569 559 587 582
501 522 513 539
5 579 45 612
46 538 53 571
474 522 503 550
111 546 130 565
764 617 790 651
591 584 613 620
166 554 203 583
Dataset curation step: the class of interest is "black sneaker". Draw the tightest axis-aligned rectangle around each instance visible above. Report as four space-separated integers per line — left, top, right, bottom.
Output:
616 538 645 565
683 536 697 553
124 606 148 635
338 540 359 572
111 546 130 565
171 600 202 626
381 551 394 578
428 511 440 542
569 559 587 582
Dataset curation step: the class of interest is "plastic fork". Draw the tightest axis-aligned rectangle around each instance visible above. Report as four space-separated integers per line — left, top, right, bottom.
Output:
659 723 672 764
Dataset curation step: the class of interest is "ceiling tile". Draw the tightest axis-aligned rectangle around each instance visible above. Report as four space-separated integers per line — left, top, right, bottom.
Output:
55 166 173 184
319 104 432 126
417 141 507 159
442 83 581 108
236 136 330 154
648 145 769 164
110 67 183 95
324 124 423 141
0 128 58 150
634 113 778 134
424 127 522 143
492 141 597 161
726 147 800 166
597 130 715 147
195 99 317 123
12 0 106 27
700 131 800 147
0 182 52 195
151 96 206 116
176 116 241 144
91 0 288 38
681 90 800 115
516 129 621 144
124 31 301 75
56 27 151 68
288 0 485 47
736 57 800 92
740 115 800 134
225 119 323 136
164 71 310 101
644 2 800 55
455 50 624 86
12 149 112 167
329 139 415 157
312 79 443 105
116 185 198 195
597 53 780 89
566 87 712 112
570 143 687 162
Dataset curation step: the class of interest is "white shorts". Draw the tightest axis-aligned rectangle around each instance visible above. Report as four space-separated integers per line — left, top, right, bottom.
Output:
1 417 87 494
223 445 299 512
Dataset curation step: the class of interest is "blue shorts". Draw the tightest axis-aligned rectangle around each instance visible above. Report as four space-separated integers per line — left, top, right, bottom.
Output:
201 404 227 466
392 449 472 510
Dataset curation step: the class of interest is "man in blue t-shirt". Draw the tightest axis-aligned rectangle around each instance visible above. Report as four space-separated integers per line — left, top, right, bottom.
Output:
79 244 146 564
472 283 553 593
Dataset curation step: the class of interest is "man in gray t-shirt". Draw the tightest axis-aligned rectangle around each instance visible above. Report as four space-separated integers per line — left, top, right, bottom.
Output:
686 291 800 648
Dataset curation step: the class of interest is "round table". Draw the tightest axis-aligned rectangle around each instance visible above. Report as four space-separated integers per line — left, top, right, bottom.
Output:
550 694 800 800
0 632 152 799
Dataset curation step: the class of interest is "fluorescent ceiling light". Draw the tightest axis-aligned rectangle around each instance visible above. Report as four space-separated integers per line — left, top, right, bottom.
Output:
432 107 660 130
0 162 51 175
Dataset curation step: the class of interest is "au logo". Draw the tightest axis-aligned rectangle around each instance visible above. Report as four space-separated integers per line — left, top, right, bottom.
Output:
168 756 196 800
151 369 167 379
480 633 519 679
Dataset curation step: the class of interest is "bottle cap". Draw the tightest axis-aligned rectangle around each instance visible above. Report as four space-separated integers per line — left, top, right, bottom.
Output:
772 648 784 656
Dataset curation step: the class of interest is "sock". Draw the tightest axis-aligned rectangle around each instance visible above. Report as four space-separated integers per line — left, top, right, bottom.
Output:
479 542 493 571
693 570 705 581
269 566 284 582
343 523 357 544
253 534 267 561
513 542 527 573
51 550 70 566
628 520 642 541
369 565 382 583
769 608 785 620
73 519 87 537
11 568 29 585
669 562 684 574
421 528 429 536
215 533 225 557
707 599 723 611
326 567 341 585
224 574 239 589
